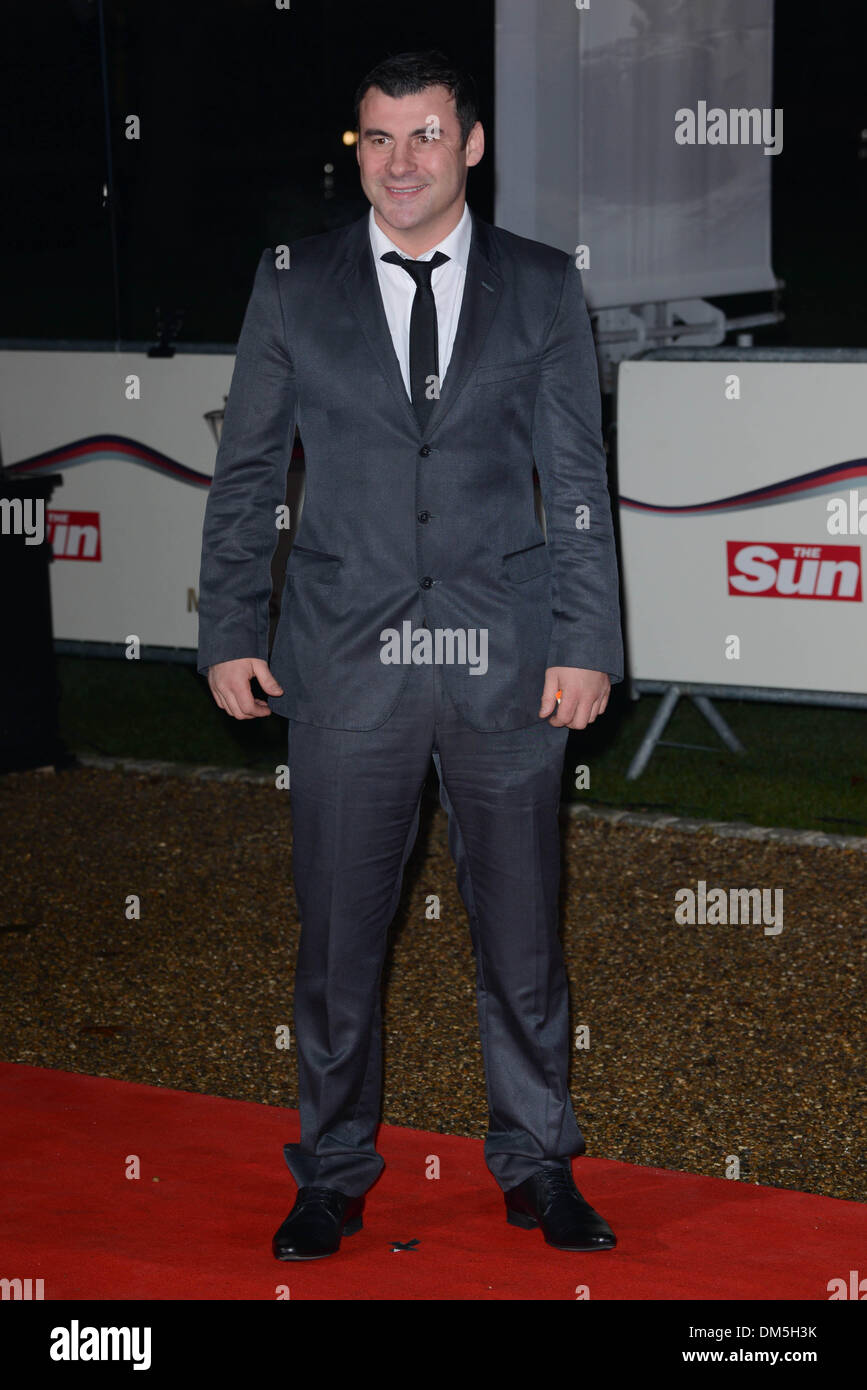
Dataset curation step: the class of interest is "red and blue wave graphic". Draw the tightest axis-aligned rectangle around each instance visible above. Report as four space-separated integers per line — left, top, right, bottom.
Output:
7 434 215 488
7 433 306 486
621 458 867 514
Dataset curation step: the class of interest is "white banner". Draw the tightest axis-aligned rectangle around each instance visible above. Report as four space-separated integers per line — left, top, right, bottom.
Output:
0 350 235 650
617 360 867 695
496 0 778 307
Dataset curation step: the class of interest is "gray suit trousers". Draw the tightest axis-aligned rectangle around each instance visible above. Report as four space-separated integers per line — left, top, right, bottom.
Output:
282 653 585 1196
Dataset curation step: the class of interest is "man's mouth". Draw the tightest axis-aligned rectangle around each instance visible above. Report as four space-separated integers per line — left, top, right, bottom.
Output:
384 184 428 198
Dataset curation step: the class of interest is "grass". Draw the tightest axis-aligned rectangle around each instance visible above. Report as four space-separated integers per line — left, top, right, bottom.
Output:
56 656 867 837
568 684 867 835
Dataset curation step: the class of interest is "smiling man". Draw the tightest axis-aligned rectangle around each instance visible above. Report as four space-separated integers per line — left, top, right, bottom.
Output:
198 50 624 1261
359 77 479 253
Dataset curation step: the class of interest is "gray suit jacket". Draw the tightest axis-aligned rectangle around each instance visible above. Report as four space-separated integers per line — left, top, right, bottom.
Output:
197 208 623 731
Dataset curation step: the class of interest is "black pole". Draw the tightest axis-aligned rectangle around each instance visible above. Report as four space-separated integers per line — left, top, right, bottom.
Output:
97 0 121 347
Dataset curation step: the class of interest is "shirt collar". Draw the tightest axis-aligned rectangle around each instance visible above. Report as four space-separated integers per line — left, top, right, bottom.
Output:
368 201 472 271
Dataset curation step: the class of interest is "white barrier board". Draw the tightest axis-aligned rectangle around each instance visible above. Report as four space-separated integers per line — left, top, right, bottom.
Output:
617 360 867 694
1 350 234 650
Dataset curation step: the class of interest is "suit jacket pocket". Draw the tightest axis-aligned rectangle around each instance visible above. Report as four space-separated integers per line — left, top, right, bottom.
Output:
472 359 541 387
503 541 551 583
286 543 343 586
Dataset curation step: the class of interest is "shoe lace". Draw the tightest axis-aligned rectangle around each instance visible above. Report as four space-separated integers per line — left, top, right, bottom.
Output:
534 1167 574 1199
295 1185 347 1218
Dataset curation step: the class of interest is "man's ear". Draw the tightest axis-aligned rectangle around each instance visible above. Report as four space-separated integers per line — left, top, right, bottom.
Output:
465 121 485 169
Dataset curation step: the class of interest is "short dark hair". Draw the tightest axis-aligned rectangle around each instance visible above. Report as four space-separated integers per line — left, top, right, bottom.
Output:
354 50 480 148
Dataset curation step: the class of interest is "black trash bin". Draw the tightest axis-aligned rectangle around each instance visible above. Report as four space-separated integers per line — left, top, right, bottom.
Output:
0 471 68 772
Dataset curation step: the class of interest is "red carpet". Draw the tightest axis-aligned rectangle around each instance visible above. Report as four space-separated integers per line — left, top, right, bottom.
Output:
1 1062 863 1300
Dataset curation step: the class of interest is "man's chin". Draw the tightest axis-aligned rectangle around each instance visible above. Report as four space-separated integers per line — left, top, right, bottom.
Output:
373 192 435 225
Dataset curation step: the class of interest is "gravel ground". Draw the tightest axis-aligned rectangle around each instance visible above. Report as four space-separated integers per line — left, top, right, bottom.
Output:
1 765 864 1202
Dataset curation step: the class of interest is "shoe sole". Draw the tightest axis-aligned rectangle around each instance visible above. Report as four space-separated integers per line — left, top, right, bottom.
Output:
506 1209 616 1251
272 1213 363 1260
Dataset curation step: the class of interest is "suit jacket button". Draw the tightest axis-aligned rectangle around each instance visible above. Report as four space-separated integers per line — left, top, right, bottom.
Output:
417 511 431 523
420 576 434 589
419 445 431 457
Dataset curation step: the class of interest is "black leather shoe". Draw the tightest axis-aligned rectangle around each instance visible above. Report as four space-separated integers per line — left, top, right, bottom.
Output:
504 1167 617 1251
272 1185 364 1261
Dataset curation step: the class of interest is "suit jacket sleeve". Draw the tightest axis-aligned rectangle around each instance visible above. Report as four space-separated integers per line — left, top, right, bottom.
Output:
531 256 624 682
196 249 298 674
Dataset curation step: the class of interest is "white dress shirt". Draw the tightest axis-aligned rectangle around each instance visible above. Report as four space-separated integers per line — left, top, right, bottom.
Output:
368 201 472 401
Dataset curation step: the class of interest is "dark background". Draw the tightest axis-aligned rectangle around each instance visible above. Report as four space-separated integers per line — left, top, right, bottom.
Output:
2 0 865 348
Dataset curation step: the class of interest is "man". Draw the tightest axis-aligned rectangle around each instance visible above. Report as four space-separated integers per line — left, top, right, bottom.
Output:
198 50 624 1261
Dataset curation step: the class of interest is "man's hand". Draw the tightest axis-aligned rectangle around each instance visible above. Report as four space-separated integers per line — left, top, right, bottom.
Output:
539 666 610 729
207 657 283 720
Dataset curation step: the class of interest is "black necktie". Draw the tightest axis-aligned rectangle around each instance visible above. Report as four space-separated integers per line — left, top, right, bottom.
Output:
381 249 450 432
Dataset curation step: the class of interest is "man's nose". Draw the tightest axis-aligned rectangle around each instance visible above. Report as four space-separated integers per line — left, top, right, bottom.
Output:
386 143 419 175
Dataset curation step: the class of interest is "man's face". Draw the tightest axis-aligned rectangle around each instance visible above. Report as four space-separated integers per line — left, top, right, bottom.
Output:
356 83 483 245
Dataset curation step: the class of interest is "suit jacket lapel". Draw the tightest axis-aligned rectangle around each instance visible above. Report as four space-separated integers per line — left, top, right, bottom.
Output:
338 216 420 437
426 212 502 441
